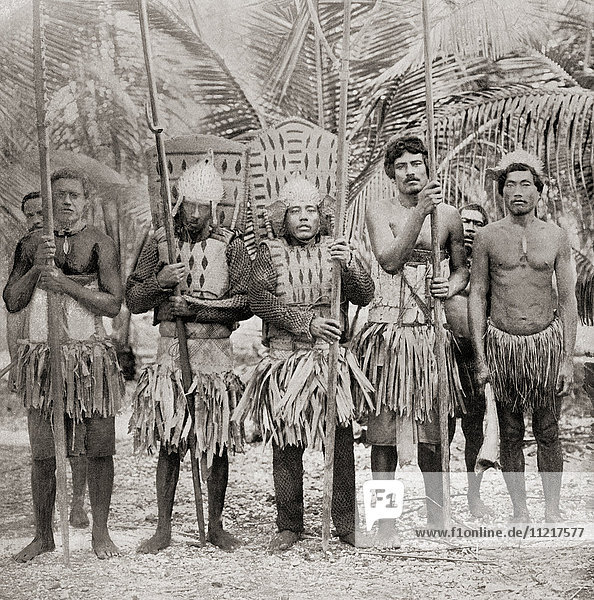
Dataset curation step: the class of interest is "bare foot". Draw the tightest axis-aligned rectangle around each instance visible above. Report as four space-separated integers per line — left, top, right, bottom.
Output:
509 510 531 524
545 509 564 523
69 504 90 529
374 521 401 549
137 529 172 554
338 532 356 547
13 536 55 562
207 528 241 552
468 497 495 519
269 530 301 552
92 528 120 560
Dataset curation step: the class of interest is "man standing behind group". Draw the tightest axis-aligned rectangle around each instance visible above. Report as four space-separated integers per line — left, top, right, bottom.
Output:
469 150 577 523
353 135 468 544
445 203 492 517
4 169 124 561
126 156 251 552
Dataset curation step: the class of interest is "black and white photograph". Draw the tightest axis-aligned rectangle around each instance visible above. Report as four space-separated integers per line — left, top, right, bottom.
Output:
0 1 592 598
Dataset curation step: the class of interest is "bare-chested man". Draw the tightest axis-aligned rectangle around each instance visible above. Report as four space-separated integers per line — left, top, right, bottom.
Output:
3 169 124 561
6 191 90 530
353 135 468 543
469 150 577 523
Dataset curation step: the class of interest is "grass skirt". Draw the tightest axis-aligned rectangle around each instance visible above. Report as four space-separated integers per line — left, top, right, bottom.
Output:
15 338 124 421
233 346 373 450
351 322 463 421
130 363 244 468
486 317 562 412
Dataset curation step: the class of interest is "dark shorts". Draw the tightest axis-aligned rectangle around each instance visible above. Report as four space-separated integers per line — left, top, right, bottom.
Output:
28 408 116 460
366 404 441 446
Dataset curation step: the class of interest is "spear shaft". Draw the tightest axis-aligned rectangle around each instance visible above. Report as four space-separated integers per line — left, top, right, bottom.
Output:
32 0 70 565
422 0 451 530
137 0 206 546
322 0 352 553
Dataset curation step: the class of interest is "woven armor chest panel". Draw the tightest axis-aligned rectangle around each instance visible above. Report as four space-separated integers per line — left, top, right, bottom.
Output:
369 253 450 325
266 238 334 310
172 237 229 300
27 280 106 343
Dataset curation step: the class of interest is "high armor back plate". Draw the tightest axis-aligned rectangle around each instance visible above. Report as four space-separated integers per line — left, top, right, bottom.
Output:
146 134 249 232
248 118 339 240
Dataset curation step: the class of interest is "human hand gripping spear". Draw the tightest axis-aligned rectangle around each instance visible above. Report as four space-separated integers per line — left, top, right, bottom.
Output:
422 0 452 529
137 0 206 546
322 0 352 553
32 0 70 565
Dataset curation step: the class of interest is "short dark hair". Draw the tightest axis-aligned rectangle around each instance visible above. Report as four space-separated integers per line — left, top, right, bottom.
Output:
384 135 429 180
50 168 90 198
497 163 544 196
21 191 41 213
460 203 489 225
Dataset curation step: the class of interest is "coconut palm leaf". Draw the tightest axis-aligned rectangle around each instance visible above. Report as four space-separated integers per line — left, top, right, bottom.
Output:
0 0 263 245
574 248 594 325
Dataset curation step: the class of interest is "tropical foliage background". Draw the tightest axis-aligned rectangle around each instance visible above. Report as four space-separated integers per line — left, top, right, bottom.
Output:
0 0 592 342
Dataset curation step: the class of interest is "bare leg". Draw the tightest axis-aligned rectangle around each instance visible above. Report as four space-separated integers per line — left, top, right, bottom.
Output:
88 456 119 559
137 447 180 554
418 442 444 529
206 447 240 551
14 458 56 562
533 402 564 522
370 445 401 547
497 403 530 522
69 456 89 528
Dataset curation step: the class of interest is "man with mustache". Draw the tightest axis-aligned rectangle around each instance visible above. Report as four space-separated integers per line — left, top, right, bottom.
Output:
6 191 90 530
445 203 492 517
469 150 577 523
4 169 124 561
353 135 468 545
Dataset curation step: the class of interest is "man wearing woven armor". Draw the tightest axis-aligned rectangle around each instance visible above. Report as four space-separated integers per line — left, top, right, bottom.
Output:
469 150 577 523
353 135 468 544
4 169 124 561
234 176 374 552
6 191 90 530
126 154 251 553
445 203 493 518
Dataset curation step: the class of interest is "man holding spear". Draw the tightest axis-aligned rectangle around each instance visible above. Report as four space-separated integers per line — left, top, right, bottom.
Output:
6 190 90 530
4 169 124 561
353 135 467 543
235 176 374 552
127 157 252 553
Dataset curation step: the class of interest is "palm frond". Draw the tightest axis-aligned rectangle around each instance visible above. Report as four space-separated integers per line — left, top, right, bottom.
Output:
574 248 594 325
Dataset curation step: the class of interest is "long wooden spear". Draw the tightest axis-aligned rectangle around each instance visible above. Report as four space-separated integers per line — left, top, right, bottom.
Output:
421 0 451 529
137 0 206 546
322 0 352 553
32 0 70 565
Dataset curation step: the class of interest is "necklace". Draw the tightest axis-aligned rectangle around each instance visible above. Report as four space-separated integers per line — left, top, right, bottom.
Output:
55 224 86 255
520 234 528 267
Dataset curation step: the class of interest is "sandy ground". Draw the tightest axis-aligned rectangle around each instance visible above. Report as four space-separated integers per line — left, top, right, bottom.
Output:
0 381 592 600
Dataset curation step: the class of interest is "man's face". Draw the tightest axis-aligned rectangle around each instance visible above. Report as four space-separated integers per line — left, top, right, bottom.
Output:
392 151 428 197
284 199 320 242
51 178 86 229
460 209 486 252
23 196 43 232
179 202 211 234
503 170 539 216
